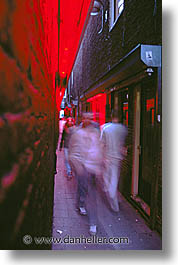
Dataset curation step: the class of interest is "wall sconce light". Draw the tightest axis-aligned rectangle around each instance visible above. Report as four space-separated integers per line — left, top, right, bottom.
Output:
146 68 154 76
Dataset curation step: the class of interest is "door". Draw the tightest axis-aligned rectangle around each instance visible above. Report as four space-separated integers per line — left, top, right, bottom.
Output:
138 78 156 206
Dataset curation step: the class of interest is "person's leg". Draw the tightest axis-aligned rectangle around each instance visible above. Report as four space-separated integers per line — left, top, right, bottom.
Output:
108 161 121 212
64 148 72 177
103 159 111 193
87 173 97 226
109 163 118 198
86 172 98 235
76 169 88 209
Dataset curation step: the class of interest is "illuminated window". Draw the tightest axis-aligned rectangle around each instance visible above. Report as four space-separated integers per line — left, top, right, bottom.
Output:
110 0 124 30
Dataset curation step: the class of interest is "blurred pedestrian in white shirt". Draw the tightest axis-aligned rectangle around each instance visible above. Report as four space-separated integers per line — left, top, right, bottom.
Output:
69 112 102 235
101 110 128 212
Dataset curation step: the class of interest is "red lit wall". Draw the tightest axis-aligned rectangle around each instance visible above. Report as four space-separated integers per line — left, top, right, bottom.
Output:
40 0 58 90
0 0 59 249
0 0 94 248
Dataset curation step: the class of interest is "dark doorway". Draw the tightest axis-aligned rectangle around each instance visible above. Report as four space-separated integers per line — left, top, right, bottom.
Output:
138 78 156 205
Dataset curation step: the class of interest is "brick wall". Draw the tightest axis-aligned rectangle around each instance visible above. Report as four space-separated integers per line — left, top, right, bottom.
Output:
0 0 58 249
71 0 162 96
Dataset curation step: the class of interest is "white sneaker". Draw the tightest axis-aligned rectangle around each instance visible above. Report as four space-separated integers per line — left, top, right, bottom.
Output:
89 225 97 236
79 207 87 216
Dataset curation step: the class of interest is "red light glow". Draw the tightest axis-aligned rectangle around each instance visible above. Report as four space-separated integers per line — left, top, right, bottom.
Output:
87 93 106 125
40 0 93 110
59 0 93 80
146 98 154 111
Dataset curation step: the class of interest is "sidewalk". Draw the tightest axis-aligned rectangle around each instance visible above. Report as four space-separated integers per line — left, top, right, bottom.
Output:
52 145 162 250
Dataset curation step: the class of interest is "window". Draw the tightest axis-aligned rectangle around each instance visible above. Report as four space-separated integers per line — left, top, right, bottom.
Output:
110 0 124 30
114 0 124 20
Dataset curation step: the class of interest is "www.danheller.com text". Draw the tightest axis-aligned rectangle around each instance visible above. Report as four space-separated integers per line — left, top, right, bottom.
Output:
23 234 129 245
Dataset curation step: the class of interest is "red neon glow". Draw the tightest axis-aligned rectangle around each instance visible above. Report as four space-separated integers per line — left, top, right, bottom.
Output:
146 98 154 111
151 109 154 125
39 0 93 110
123 102 128 126
87 94 106 125
87 93 103 102
146 98 155 125
59 0 92 80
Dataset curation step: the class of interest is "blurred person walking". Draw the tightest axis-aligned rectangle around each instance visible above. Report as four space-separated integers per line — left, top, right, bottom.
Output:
68 113 102 235
60 117 75 180
59 116 66 140
101 110 128 212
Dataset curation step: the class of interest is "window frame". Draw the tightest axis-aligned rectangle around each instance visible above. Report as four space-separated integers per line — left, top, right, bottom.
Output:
109 0 125 31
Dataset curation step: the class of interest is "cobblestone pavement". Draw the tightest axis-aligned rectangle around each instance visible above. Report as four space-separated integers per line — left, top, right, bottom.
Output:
52 142 162 251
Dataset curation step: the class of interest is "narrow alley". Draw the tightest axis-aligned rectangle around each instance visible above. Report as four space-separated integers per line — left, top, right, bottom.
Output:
0 0 162 251
52 139 162 250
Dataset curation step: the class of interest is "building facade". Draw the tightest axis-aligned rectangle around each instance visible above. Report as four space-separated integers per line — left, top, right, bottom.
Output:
67 0 162 232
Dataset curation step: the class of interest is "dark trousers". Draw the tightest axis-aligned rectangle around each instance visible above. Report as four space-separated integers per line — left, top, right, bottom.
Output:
76 168 97 226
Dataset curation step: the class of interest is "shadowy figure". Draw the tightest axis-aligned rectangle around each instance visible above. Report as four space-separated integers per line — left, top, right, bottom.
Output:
60 117 75 180
68 112 102 235
101 110 128 212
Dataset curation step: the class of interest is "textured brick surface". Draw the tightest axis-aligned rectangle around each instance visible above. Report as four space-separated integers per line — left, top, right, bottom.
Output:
71 0 162 98
0 0 58 249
